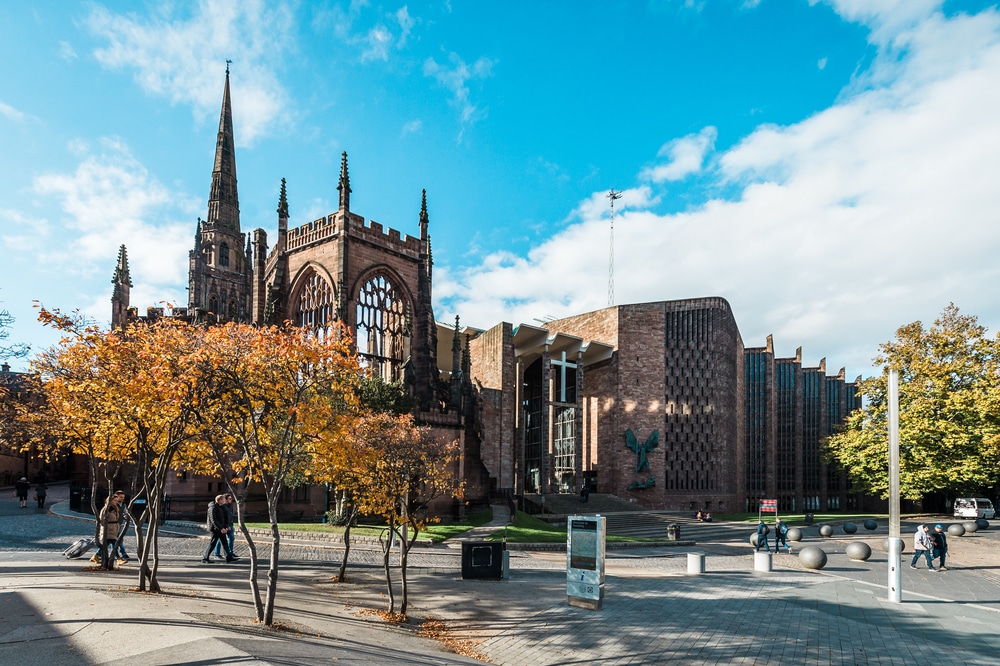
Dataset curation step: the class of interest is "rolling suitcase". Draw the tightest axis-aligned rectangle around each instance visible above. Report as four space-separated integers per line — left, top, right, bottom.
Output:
63 537 95 559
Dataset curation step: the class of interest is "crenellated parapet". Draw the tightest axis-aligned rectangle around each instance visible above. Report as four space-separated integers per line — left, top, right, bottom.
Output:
285 210 423 258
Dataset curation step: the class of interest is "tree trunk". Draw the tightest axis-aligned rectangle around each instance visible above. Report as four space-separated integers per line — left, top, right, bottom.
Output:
381 519 396 614
263 496 281 626
399 523 419 616
337 504 358 582
229 487 263 621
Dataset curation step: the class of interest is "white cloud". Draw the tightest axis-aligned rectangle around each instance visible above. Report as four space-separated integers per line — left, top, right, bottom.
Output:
818 57 828 70
402 119 423 135
57 40 77 61
0 101 26 123
423 52 496 131
85 0 292 144
317 2 418 63
642 127 717 182
31 138 194 292
440 5 1000 377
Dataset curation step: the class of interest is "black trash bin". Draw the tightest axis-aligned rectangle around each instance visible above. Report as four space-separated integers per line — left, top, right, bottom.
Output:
461 542 504 579
805 513 815 525
667 524 681 541
69 486 82 512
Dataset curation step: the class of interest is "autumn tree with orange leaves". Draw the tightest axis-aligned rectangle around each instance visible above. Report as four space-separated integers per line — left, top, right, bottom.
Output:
32 309 207 591
322 411 461 617
180 322 361 626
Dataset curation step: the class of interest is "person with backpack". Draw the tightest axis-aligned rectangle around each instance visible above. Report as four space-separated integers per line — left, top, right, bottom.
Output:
910 524 937 571
930 524 948 571
774 517 792 554
755 520 771 552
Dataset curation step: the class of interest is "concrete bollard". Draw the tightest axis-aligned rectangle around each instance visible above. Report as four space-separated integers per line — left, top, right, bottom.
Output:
754 551 772 572
687 552 706 575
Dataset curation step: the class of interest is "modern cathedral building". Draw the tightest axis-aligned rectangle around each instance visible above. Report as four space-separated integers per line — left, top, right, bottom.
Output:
111 72 863 518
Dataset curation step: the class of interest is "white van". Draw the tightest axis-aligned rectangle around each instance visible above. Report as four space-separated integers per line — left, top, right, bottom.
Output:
953 497 996 519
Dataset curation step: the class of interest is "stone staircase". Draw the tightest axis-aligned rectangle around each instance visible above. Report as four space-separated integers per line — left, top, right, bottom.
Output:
521 493 646 516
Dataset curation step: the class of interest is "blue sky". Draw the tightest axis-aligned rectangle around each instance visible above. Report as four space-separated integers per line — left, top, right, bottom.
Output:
2 0 999 379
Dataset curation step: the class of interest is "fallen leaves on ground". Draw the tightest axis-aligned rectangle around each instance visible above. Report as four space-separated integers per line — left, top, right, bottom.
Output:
418 619 490 662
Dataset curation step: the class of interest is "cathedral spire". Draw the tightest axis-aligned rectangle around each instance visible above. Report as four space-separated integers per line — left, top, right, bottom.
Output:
206 67 240 232
277 177 289 219
111 244 132 328
419 188 429 240
337 152 351 213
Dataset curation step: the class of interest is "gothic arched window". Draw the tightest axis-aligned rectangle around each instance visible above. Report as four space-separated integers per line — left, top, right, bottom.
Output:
219 242 230 267
295 270 335 332
356 273 410 382
227 299 239 320
207 294 219 314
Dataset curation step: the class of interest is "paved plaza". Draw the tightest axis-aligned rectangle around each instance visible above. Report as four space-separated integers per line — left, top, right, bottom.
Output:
3 483 1000 664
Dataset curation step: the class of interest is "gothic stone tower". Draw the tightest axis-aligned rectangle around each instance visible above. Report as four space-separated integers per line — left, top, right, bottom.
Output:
253 154 441 412
187 68 253 323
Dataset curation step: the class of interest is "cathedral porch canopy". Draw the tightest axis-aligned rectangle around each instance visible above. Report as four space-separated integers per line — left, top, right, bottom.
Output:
512 323 614 366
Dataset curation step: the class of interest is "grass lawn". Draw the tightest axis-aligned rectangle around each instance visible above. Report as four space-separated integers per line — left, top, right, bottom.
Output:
483 512 659 544
716 512 891 527
243 510 494 544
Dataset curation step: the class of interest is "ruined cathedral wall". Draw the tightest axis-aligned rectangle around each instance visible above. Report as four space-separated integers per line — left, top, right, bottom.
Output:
468 323 516 491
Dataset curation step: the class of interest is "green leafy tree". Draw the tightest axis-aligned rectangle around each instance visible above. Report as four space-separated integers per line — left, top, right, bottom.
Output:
825 304 1000 499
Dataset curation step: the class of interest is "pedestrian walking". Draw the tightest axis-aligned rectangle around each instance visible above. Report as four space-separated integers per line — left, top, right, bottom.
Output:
507 493 516 522
774 517 792 554
755 520 771 552
931 524 948 571
214 494 237 559
910 524 936 571
98 491 125 570
34 481 47 508
202 494 238 563
14 477 30 508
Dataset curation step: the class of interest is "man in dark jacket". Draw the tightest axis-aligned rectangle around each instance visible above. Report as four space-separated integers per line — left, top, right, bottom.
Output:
14 477 31 508
931 524 949 571
202 494 238 563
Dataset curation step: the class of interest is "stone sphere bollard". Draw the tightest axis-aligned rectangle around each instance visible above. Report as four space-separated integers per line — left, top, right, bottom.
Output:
750 533 759 547
846 541 872 561
799 546 828 569
864 519 878 531
819 524 834 537
881 537 907 553
963 521 979 533
843 522 858 534
976 518 990 530
786 527 803 542
948 523 966 537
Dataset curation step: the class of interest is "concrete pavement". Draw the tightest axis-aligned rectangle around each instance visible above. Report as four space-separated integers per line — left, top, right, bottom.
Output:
3 485 1000 664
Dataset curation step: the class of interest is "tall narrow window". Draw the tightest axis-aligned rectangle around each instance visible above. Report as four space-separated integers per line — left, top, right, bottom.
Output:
208 294 219 315
553 406 576 491
356 274 410 382
522 359 543 493
219 242 230 267
295 270 335 332
227 299 239 320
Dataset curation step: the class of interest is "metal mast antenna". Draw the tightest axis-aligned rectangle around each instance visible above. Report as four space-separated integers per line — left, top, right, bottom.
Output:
607 189 623 306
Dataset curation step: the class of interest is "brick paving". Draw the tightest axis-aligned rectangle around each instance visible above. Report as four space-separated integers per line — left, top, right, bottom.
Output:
4 486 1000 664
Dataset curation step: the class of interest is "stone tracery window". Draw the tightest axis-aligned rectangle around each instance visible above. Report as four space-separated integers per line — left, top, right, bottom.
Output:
356 273 410 382
207 294 219 315
295 270 335 332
